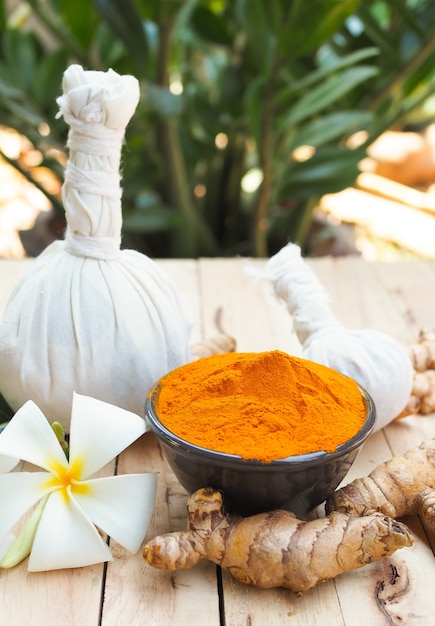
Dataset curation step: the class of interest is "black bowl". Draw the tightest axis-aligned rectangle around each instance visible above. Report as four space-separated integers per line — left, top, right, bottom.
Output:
145 381 376 518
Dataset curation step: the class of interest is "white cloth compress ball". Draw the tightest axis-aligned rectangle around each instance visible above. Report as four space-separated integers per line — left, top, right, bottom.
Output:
0 65 191 431
262 243 414 431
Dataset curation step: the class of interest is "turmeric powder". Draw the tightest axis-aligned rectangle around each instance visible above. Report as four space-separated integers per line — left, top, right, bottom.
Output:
156 350 366 463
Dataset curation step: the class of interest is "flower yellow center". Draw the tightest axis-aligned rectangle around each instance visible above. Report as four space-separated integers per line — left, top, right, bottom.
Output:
44 456 91 501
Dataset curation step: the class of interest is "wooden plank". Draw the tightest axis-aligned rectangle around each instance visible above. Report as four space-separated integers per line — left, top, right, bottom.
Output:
0 257 211 626
101 258 222 625
248 258 304 357
0 257 434 625
320 257 435 624
0 258 111 625
101 434 221 626
373 259 435 341
157 259 202 346
332 429 435 626
221 576 345 626
374 257 435 545
0 561 107 626
309 256 414 343
283 255 427 345
197 257 302 355
333 514 435 626
0 459 115 626
379 258 435 556
197 257 272 352
197 257 348 626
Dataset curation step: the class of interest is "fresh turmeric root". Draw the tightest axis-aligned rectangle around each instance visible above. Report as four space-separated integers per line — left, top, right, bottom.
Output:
190 308 236 359
398 369 435 416
407 328 435 372
397 328 435 417
326 439 435 527
143 487 413 593
190 333 236 359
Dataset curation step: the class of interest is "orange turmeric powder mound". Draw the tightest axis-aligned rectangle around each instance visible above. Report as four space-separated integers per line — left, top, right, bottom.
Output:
156 350 367 463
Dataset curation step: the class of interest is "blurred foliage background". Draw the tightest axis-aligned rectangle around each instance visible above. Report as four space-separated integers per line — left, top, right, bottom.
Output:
0 0 435 258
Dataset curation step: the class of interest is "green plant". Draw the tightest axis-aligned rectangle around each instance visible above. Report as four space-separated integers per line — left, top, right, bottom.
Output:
0 0 434 258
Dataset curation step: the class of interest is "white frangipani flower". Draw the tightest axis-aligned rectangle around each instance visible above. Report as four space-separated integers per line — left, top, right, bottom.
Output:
0 454 18 474
0 392 157 571
0 451 18 562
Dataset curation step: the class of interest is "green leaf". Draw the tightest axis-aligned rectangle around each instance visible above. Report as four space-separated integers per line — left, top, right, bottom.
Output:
288 111 374 150
218 64 245 117
236 0 276 72
2 28 37 90
301 0 360 54
92 0 149 75
356 2 398 58
93 21 126 67
0 95 46 126
0 0 5 29
299 48 380 91
32 49 69 106
182 84 220 141
123 210 180 233
0 75 25 99
123 192 180 233
278 145 365 198
137 0 183 22
51 0 99 48
144 82 184 117
276 47 380 106
379 0 422 36
278 0 359 57
280 65 379 128
189 5 232 45
243 75 265 146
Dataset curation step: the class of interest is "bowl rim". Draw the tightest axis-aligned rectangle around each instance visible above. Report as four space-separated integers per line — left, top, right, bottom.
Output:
145 379 376 469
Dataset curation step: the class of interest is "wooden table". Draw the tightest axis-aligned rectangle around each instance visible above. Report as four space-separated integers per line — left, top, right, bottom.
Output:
0 256 434 626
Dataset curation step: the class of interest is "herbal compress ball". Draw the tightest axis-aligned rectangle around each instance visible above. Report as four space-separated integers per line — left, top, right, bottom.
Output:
0 65 191 431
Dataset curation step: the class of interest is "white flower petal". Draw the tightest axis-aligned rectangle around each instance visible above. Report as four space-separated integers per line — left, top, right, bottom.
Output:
28 489 113 571
73 473 157 554
0 401 68 471
0 472 50 541
69 393 146 478
0 454 19 473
